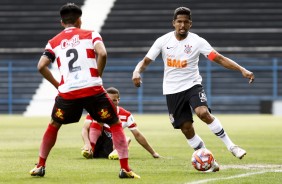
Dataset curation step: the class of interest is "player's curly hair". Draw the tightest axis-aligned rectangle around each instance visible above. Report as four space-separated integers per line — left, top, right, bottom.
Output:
173 7 192 20
60 3 82 24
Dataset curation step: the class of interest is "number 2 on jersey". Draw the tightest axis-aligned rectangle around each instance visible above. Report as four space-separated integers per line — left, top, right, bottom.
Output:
67 49 81 72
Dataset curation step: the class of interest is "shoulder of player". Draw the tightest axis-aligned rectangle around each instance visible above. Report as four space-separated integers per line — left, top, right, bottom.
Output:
157 31 175 41
152 31 175 47
118 106 131 115
79 28 99 35
49 28 97 41
48 28 100 48
188 32 206 41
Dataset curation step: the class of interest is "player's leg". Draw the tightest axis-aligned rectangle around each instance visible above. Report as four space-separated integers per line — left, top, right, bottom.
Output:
191 85 246 159
109 136 130 160
30 120 61 177
85 93 140 178
30 96 83 177
166 90 206 150
91 134 105 158
107 122 140 178
81 122 103 159
89 123 103 150
180 122 206 150
166 87 219 172
204 114 246 159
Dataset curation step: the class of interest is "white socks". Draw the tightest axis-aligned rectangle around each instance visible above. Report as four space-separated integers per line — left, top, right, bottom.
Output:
207 116 235 150
187 134 206 150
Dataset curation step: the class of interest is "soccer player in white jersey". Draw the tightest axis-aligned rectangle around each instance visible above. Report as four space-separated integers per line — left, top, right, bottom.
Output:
30 3 140 179
81 87 160 159
132 7 255 172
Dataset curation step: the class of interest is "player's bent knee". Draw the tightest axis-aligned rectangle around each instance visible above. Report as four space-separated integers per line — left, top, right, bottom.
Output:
196 108 212 122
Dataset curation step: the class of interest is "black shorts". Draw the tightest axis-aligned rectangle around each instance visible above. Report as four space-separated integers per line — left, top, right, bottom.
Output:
166 84 209 129
51 93 119 125
93 129 113 158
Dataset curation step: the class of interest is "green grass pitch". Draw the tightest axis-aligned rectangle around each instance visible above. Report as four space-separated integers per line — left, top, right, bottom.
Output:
0 114 282 184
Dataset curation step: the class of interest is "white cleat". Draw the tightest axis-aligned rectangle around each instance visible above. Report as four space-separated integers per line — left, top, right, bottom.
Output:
229 145 247 159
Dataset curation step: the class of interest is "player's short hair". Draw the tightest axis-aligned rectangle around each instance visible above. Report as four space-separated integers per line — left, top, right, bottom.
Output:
173 7 192 20
60 3 82 24
106 87 120 97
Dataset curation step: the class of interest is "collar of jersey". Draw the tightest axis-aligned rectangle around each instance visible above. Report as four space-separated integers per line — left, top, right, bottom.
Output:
64 27 77 30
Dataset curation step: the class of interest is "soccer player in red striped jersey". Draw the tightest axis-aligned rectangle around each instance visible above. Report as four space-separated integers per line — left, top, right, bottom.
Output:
132 7 255 172
81 87 160 159
30 3 140 179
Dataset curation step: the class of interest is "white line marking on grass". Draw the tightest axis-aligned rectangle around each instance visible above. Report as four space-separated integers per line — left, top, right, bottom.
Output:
220 164 282 170
186 170 282 184
160 156 174 159
185 164 282 184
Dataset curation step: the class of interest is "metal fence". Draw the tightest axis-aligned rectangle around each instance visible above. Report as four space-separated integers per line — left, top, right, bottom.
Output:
0 57 282 114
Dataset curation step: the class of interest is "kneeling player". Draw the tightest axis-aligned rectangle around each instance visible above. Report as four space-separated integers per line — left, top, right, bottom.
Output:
81 87 160 159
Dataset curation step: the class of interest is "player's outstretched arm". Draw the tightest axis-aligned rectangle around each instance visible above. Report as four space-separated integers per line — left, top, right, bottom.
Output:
131 129 160 158
132 57 153 87
81 122 92 151
212 53 255 84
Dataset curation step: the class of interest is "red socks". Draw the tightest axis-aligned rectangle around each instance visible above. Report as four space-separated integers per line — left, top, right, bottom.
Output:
38 124 59 167
110 123 130 171
89 123 102 151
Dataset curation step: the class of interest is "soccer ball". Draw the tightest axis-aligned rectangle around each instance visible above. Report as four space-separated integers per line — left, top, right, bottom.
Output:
191 148 214 171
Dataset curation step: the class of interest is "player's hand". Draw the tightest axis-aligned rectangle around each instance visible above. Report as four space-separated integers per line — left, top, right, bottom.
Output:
241 68 255 84
81 144 92 152
152 152 161 158
132 70 142 87
81 144 93 159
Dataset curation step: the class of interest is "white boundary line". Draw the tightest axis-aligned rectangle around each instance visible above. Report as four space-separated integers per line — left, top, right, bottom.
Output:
185 165 282 184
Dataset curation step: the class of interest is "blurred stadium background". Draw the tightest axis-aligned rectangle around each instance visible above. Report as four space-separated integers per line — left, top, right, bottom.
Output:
0 0 282 115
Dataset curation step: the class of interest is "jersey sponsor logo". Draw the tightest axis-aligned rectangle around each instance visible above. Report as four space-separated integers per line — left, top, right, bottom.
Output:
55 108 64 120
98 108 112 120
184 44 192 54
167 58 187 68
61 35 80 49
199 91 207 102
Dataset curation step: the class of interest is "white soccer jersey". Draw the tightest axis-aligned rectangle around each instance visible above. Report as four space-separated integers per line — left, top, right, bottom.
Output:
45 27 104 99
146 31 215 95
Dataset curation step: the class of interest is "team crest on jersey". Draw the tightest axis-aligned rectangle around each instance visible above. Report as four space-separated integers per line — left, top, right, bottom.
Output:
184 44 192 54
61 35 80 49
169 114 175 124
98 108 112 120
199 91 207 102
55 108 64 120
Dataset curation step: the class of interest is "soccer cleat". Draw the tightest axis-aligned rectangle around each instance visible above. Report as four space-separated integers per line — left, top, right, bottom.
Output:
119 169 141 179
204 160 220 173
30 164 45 177
81 148 93 159
108 149 119 160
229 145 247 159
